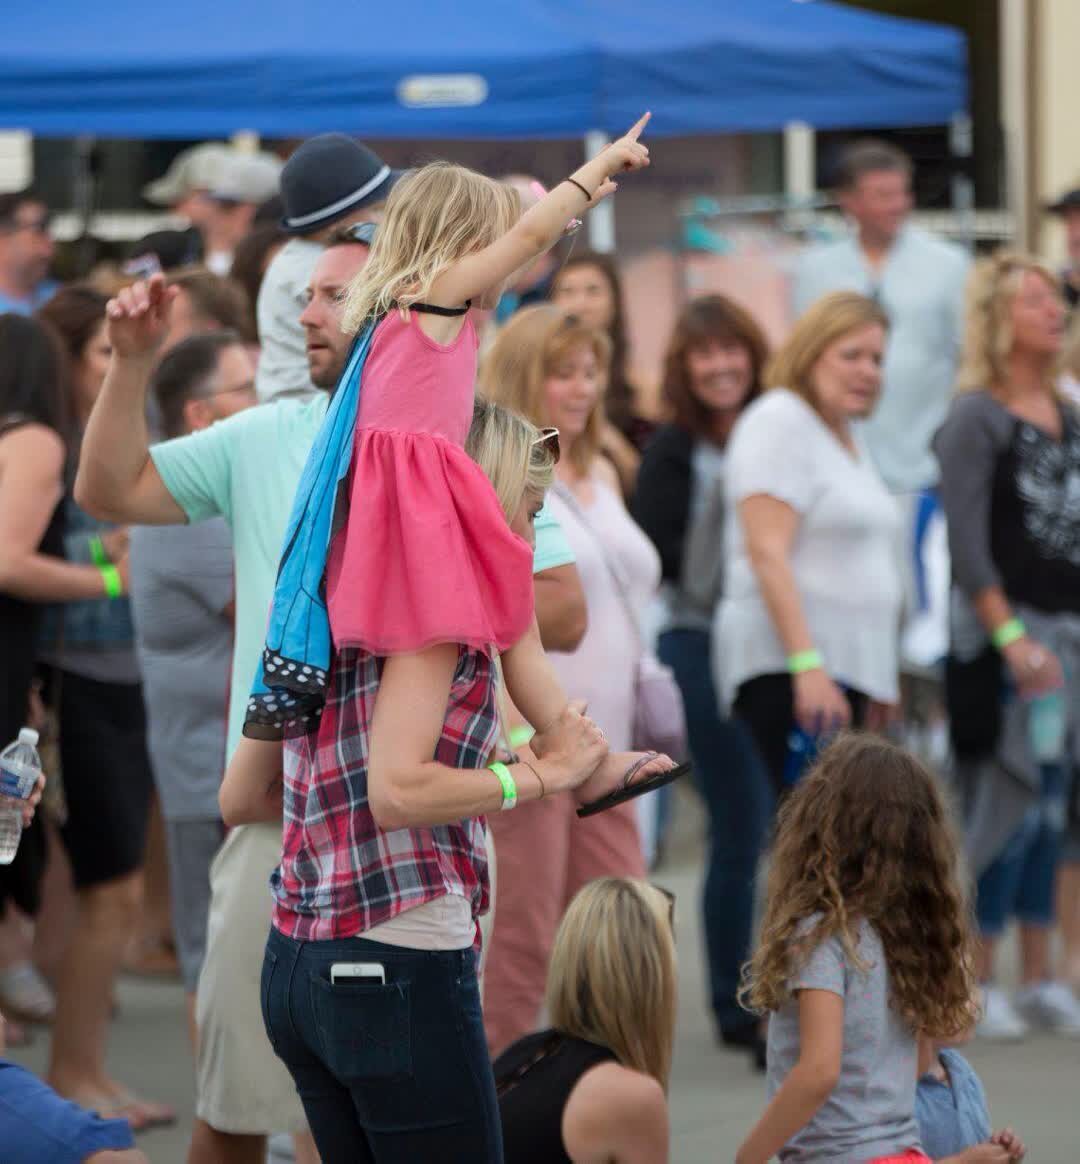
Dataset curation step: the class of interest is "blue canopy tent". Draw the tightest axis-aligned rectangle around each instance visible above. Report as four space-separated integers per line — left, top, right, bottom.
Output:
0 0 966 138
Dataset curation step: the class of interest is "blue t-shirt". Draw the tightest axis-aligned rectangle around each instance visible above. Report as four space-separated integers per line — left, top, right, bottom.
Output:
915 1049 992 1160
0 1060 135 1163
0 280 58 316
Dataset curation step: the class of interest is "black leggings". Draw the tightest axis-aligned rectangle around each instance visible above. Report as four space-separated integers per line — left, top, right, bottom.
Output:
733 672 867 803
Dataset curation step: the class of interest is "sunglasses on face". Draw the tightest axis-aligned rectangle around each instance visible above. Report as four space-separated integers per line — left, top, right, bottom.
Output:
3 213 51 237
338 221 378 246
531 426 561 464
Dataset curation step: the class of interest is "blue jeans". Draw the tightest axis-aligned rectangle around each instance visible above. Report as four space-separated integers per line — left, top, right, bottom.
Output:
976 763 1069 936
658 628 771 1032
261 927 503 1164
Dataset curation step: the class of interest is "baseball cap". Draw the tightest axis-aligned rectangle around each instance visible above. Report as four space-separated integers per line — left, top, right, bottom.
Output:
143 143 233 205
208 153 283 205
280 135 403 235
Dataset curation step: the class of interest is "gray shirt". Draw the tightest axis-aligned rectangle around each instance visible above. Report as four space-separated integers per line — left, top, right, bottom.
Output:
254 237 323 402
766 918 921 1163
129 519 233 820
793 225 969 494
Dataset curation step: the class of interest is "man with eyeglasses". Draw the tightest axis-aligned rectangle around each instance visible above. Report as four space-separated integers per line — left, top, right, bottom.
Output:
0 189 57 315
127 331 256 1059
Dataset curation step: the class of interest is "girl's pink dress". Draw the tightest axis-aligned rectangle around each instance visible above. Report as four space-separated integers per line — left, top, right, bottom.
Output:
326 309 534 655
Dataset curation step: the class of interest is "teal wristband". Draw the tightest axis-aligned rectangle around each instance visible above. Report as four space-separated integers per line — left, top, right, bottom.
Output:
489 761 518 811
99 563 123 600
991 618 1025 650
508 725 535 750
88 536 110 568
787 649 824 675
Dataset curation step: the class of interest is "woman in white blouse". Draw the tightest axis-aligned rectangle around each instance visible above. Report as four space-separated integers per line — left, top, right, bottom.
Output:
715 291 901 797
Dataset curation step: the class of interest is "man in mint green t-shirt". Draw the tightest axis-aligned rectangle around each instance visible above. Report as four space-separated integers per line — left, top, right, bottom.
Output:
76 242 584 1160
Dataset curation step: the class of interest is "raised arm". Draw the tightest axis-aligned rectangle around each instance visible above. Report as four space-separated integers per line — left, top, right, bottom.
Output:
429 113 652 308
75 276 187 525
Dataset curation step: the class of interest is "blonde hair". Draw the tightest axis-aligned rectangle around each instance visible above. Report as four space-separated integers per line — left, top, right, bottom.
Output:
766 291 888 410
546 878 677 1088
479 304 611 474
465 397 555 523
956 250 1062 392
342 162 520 333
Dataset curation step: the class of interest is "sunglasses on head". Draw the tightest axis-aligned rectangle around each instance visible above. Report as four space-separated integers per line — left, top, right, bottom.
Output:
654 885 676 935
531 426 561 464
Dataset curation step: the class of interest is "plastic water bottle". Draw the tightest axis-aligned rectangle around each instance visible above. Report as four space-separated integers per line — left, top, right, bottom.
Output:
0 728 42 865
783 727 820 787
1028 690 1067 764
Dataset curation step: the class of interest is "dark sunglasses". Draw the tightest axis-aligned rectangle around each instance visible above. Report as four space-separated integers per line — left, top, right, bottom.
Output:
337 221 378 246
531 426 561 464
3 213 51 237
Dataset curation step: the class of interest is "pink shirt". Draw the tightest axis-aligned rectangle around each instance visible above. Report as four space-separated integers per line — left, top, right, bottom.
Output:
356 309 478 444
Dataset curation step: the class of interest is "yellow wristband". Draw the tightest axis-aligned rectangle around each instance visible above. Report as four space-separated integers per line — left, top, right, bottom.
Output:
991 618 1025 650
489 761 517 811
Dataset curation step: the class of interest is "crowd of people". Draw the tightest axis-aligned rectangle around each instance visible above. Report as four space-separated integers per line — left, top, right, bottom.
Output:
0 117 1077 1163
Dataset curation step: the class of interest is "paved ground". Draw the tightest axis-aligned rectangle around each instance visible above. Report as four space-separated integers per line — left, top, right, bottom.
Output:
8 786 1080 1161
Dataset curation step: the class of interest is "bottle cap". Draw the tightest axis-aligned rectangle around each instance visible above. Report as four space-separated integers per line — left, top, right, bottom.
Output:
18 728 39 747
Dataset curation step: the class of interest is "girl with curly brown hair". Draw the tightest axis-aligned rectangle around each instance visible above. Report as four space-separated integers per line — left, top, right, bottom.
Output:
736 734 978 1164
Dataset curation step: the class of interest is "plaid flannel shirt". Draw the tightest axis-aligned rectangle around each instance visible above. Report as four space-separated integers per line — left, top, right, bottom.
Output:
271 645 497 945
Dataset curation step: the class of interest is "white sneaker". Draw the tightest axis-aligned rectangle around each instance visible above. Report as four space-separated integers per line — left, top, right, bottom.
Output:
1014 981 1080 1036
976 984 1029 1041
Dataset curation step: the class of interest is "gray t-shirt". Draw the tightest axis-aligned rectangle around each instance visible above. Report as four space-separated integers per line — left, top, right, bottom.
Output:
254 237 323 402
129 519 233 820
766 917 921 1163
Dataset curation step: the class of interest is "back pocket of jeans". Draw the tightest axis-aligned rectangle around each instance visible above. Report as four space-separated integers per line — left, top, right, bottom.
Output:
309 974 412 1082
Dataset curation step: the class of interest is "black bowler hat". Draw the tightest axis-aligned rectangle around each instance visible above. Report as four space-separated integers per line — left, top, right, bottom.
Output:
280 135 403 235
1046 187 1080 215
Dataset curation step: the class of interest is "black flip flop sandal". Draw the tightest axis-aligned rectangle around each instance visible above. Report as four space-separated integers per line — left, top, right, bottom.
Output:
576 761 693 819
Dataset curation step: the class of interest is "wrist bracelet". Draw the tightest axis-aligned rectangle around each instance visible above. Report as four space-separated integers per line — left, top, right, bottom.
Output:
489 761 518 811
521 759 546 800
99 563 123 600
787 649 824 675
508 725 535 749
566 177 592 202
88 536 110 567
992 617 1026 650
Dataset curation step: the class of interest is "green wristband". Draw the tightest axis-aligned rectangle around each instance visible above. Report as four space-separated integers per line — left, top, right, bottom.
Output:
99 563 123 600
787 649 824 675
489 761 518 811
88 535 110 568
991 618 1025 650
508 725 535 750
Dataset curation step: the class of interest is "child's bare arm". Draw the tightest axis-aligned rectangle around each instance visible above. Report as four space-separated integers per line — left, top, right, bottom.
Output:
735 990 843 1164
219 736 285 826
429 114 650 308
500 618 573 753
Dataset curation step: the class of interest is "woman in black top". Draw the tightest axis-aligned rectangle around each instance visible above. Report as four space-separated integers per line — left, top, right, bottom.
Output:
550 251 653 496
496 878 674 1164
936 251 1080 1039
632 295 770 1064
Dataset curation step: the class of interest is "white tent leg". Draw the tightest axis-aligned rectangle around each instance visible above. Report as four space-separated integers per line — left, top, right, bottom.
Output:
585 130 615 252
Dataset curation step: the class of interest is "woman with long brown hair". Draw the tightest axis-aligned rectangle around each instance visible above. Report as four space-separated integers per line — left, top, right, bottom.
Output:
550 250 652 495
496 878 675 1164
936 251 1080 1040
633 295 771 1064
737 735 978 1164
715 291 902 797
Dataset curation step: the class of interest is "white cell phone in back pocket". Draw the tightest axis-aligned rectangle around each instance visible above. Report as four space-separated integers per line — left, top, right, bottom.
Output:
330 962 386 985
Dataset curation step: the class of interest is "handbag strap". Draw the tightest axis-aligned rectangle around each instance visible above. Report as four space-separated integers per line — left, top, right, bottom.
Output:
552 478 644 653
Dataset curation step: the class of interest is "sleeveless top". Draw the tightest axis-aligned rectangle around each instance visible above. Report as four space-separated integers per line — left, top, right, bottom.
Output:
326 308 534 656
495 1029 618 1164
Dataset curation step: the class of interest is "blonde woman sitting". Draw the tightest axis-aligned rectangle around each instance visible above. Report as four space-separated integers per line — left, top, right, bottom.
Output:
495 878 674 1164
